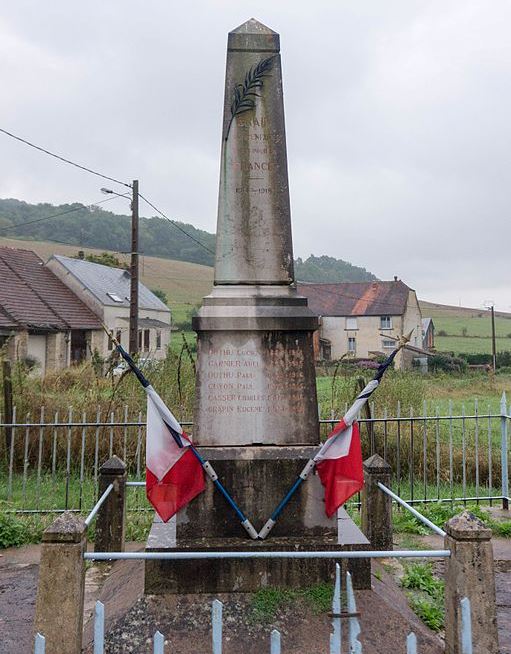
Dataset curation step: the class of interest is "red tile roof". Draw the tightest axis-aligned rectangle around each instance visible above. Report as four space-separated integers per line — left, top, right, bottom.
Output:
297 280 411 317
0 247 101 331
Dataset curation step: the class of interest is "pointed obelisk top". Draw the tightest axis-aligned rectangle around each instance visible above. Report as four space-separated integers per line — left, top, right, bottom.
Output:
228 18 280 52
230 18 277 35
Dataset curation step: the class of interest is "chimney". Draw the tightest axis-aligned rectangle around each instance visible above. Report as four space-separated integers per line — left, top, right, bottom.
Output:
394 275 398 282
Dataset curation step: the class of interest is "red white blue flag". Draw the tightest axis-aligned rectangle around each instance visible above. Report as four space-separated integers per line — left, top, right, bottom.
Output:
145 386 205 522
314 346 400 517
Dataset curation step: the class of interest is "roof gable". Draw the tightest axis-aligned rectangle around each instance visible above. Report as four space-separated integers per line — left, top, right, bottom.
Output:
50 255 170 312
0 247 101 330
297 280 411 317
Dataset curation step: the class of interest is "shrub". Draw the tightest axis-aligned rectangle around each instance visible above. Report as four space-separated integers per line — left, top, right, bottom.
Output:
437 329 447 337
428 353 467 373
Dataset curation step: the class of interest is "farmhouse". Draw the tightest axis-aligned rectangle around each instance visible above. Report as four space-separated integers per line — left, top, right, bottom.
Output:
0 247 102 373
297 278 423 370
46 254 171 359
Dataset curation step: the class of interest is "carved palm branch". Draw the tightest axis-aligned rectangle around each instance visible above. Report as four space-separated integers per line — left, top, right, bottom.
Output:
225 56 276 141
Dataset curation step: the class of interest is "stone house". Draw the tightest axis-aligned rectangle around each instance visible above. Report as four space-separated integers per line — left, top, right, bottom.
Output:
0 247 102 374
297 278 423 370
46 255 171 359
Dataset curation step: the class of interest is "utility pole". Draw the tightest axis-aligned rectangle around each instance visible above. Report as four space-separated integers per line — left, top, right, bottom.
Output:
129 180 139 355
491 305 497 373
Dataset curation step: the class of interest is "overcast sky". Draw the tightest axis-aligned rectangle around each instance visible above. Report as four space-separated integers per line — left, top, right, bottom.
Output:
1 1 509 309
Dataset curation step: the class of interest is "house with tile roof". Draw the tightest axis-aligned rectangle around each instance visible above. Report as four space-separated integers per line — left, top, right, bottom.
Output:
297 278 423 370
46 254 171 359
0 247 102 373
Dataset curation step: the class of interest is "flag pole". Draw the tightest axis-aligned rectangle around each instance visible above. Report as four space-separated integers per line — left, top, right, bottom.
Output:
101 324 259 539
258 331 413 540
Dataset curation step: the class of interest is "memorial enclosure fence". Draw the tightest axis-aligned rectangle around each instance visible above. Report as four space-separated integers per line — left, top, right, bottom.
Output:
1 393 509 514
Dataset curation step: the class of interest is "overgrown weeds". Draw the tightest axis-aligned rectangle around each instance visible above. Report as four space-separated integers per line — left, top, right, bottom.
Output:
249 583 333 623
401 562 444 631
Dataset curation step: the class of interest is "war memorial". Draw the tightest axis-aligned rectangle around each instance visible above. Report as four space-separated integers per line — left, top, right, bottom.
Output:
144 18 371 593
29 19 501 654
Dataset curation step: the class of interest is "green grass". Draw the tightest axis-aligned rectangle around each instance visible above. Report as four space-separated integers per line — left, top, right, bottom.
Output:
436 335 511 355
401 562 444 631
249 583 333 622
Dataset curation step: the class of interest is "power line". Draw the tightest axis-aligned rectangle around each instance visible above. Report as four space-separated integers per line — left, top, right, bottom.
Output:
138 192 215 256
0 127 130 188
0 196 118 234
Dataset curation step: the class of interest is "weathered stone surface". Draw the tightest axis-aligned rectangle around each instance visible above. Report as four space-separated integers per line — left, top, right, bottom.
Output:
145 533 371 594
215 18 292 285
444 511 499 654
361 454 393 550
33 512 86 654
94 456 127 553
193 331 318 446
177 447 333 537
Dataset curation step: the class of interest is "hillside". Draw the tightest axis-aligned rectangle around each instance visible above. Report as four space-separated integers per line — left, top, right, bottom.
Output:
420 301 511 355
0 236 213 326
0 198 377 284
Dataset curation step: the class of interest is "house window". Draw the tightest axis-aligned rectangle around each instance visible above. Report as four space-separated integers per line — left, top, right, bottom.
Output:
143 329 150 351
108 331 114 351
380 316 392 330
348 337 356 353
138 330 142 350
107 292 123 303
346 317 358 330
382 339 395 349
156 330 162 350
116 330 122 345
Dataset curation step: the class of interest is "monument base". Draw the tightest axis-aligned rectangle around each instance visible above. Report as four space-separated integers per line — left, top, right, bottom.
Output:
144 511 371 594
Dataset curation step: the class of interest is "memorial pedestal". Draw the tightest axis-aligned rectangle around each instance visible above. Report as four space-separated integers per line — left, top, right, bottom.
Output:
145 510 371 594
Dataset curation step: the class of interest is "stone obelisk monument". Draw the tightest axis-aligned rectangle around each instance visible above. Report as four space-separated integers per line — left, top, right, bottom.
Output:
145 19 370 593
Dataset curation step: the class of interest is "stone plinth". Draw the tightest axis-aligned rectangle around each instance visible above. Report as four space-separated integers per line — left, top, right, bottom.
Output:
178 446 332 538
145 512 371 594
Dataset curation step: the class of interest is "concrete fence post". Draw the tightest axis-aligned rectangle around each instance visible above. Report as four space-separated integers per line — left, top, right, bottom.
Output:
361 454 393 550
33 512 87 654
95 455 127 552
444 511 499 654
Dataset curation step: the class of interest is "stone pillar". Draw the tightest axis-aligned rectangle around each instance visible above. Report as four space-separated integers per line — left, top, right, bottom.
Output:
94 455 127 552
33 512 87 654
444 511 499 654
361 454 393 550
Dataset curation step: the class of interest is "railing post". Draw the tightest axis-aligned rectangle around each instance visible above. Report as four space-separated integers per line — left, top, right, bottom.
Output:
94 455 127 552
444 511 499 654
33 512 87 654
361 454 393 550
501 391 509 510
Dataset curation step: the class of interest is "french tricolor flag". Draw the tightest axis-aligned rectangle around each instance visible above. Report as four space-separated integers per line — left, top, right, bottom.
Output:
145 386 205 522
314 379 380 517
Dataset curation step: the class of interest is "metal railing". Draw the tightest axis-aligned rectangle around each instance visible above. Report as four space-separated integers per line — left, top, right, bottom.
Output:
32 568 474 653
1 393 509 514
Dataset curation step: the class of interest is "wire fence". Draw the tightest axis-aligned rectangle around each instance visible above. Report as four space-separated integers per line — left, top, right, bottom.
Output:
1 394 509 514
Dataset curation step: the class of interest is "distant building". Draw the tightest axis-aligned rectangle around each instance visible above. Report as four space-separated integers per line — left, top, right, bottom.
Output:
422 317 435 351
0 247 102 373
297 278 423 370
46 255 171 359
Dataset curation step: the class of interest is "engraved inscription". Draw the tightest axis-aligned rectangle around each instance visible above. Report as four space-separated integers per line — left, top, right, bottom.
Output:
204 344 306 417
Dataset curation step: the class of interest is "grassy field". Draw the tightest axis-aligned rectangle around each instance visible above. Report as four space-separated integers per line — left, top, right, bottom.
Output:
0 236 213 326
420 300 511 355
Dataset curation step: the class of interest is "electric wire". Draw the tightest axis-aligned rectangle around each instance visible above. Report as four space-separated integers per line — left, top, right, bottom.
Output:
0 196 119 234
138 192 215 256
0 127 130 188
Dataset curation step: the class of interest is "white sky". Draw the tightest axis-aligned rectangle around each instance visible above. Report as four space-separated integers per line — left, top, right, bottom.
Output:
0 1 510 310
